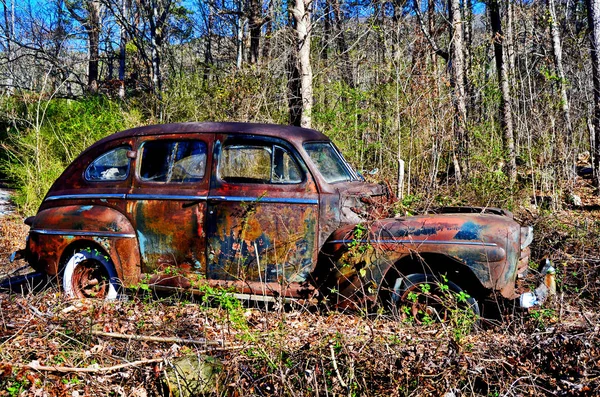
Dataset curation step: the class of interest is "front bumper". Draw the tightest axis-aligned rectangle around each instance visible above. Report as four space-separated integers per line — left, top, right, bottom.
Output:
519 259 556 309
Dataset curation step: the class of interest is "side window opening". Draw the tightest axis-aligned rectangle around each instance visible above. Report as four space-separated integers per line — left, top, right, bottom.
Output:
85 147 131 182
272 146 301 183
140 140 207 183
219 144 302 184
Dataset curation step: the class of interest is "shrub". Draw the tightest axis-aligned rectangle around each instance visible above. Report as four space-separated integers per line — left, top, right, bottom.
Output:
1 96 141 213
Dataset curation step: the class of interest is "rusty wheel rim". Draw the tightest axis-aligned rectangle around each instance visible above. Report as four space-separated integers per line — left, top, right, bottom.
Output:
71 259 109 299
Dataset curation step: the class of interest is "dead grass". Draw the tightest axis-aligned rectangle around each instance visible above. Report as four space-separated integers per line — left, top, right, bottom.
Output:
1 212 600 396
0 216 30 277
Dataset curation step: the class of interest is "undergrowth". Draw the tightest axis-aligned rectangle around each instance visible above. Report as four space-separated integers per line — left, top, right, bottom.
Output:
2 206 600 395
0 96 141 213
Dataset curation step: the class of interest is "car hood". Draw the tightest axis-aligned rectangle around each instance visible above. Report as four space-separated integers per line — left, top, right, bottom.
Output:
337 182 394 224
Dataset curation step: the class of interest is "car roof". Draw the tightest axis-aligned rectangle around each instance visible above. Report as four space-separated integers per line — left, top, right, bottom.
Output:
91 122 329 149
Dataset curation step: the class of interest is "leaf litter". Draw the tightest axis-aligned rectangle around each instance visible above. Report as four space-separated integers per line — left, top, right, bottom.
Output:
1 211 600 396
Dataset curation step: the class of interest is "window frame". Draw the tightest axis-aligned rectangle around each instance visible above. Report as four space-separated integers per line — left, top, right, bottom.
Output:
136 139 208 184
84 146 132 183
217 140 305 185
303 141 361 184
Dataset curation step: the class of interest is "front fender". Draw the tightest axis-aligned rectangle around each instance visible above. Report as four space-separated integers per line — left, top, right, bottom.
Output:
316 213 522 307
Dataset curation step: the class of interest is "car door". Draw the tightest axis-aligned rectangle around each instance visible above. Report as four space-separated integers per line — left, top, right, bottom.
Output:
128 134 212 280
206 134 319 296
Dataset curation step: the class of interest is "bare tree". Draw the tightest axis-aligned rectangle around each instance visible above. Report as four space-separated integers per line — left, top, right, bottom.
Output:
548 0 572 154
449 0 468 181
65 0 102 93
329 0 353 88
145 0 173 97
1 0 15 95
587 0 600 190
117 0 128 98
102 0 176 99
292 0 313 128
247 0 268 64
489 0 516 185
414 0 467 181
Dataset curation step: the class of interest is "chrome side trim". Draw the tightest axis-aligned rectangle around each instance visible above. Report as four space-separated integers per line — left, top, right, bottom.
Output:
208 196 319 205
30 229 136 238
328 239 498 247
127 194 208 201
44 193 317 205
45 194 126 201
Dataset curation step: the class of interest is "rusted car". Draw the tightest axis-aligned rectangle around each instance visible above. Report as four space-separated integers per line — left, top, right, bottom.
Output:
10 122 539 317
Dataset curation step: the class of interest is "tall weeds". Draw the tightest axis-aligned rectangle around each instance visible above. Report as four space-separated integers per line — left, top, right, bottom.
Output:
0 96 140 213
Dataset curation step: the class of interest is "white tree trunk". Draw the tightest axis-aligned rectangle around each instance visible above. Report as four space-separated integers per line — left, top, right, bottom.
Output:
236 15 245 69
586 0 600 189
548 0 572 141
118 0 127 99
490 0 517 185
293 0 313 129
450 0 467 181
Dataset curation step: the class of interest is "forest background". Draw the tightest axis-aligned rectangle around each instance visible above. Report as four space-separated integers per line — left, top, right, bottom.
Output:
1 0 599 213
2 1 600 395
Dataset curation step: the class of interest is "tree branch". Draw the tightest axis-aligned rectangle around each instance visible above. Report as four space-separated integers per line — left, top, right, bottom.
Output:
90 330 223 346
413 0 449 61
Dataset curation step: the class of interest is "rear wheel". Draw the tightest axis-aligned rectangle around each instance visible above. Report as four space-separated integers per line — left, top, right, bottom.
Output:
391 273 479 324
62 249 119 299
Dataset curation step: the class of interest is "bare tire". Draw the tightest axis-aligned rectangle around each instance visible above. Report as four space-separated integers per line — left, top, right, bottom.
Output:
62 249 119 299
392 273 479 324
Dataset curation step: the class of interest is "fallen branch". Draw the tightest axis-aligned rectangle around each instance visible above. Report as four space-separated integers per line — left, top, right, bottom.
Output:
11 358 165 373
91 330 223 346
7 345 245 374
330 344 347 388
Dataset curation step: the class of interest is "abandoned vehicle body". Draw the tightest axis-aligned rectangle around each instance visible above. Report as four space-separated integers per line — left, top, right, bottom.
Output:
11 122 536 315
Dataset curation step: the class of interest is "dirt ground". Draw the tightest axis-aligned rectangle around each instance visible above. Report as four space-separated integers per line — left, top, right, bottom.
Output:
1 194 600 395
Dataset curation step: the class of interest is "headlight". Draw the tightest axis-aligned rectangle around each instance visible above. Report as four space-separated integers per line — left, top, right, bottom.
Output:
520 226 534 250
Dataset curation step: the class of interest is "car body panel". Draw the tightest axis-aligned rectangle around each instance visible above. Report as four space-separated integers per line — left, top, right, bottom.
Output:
314 212 521 308
127 133 213 276
26 204 140 285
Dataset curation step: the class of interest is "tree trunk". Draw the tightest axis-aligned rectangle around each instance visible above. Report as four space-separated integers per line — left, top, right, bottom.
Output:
262 0 274 61
464 0 474 117
65 0 101 94
118 0 127 98
287 4 302 126
505 0 515 76
149 10 162 96
548 0 572 152
203 8 214 83
247 0 262 64
586 0 600 190
2 0 14 95
145 0 172 100
321 0 331 61
236 0 245 69
450 0 468 181
330 0 353 88
87 1 100 93
287 50 302 126
490 0 517 185
292 0 313 128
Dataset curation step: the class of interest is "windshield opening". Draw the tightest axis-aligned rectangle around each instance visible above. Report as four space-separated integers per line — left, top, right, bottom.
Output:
304 142 356 184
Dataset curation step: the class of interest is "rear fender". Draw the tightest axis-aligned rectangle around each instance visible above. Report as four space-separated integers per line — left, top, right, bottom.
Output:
26 205 141 286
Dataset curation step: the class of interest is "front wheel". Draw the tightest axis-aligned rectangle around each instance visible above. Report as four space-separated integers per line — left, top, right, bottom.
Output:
392 273 480 324
62 249 120 299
